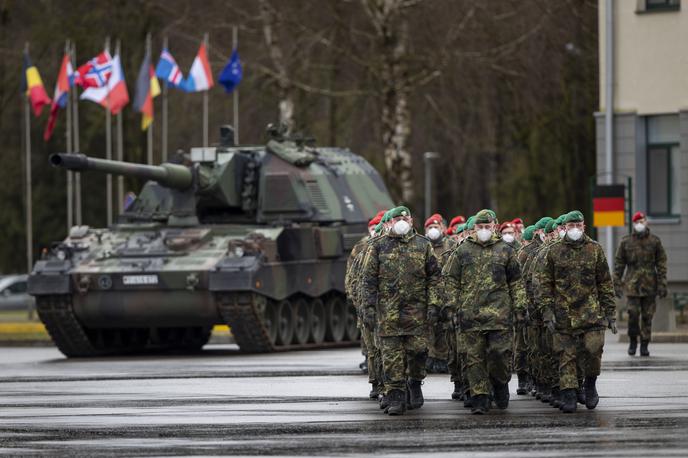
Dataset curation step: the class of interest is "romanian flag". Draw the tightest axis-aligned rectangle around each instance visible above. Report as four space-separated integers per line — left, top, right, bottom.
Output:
22 51 51 117
133 50 161 130
593 184 626 227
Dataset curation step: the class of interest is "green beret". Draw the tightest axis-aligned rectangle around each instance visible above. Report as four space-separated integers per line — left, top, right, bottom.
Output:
455 224 465 234
465 216 476 230
474 209 497 224
535 217 553 230
544 219 557 234
565 210 585 223
374 222 383 233
386 206 411 220
523 225 536 241
555 214 567 225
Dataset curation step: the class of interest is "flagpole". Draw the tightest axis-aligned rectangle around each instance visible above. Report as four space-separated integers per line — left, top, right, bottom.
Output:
71 42 83 226
65 39 74 230
116 39 124 214
105 36 113 226
232 26 240 144
146 33 153 165
203 32 209 147
23 42 33 273
162 36 168 162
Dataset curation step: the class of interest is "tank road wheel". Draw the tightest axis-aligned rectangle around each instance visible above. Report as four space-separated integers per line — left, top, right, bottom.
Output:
325 296 346 343
261 299 279 345
276 300 295 346
292 297 311 345
344 304 360 342
309 298 326 344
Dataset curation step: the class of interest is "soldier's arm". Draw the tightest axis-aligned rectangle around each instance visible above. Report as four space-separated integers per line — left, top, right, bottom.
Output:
595 244 616 318
612 239 627 287
425 245 442 309
360 243 380 313
441 249 461 312
533 251 555 321
656 238 668 291
506 250 527 314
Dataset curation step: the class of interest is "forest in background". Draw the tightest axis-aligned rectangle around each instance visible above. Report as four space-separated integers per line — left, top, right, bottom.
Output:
0 0 598 273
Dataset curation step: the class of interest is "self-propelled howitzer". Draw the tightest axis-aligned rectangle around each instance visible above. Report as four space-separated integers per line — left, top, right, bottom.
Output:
29 126 394 357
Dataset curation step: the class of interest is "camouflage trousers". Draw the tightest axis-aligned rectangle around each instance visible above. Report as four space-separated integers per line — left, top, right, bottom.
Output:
525 324 540 384
448 328 468 390
380 334 428 393
463 330 513 396
513 321 529 378
627 296 656 341
428 322 449 360
361 325 382 386
537 326 559 389
553 329 605 390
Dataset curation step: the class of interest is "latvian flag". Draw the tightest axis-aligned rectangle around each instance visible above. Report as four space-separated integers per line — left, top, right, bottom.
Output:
593 184 626 227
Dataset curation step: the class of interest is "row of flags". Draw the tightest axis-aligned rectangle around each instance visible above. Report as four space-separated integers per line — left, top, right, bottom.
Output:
22 42 244 140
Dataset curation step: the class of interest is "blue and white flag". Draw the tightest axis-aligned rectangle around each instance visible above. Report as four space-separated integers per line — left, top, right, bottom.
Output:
155 48 184 89
218 49 243 93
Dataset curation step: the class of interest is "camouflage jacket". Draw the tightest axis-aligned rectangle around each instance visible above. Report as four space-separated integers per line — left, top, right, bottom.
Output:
516 238 543 318
431 236 457 266
345 236 370 309
613 230 667 297
442 234 526 332
360 231 441 337
533 235 615 332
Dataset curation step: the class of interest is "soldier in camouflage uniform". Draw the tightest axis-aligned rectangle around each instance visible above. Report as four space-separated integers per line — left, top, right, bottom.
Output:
614 211 668 357
443 209 527 414
424 213 456 374
361 206 441 415
534 210 617 413
445 224 467 400
346 210 386 398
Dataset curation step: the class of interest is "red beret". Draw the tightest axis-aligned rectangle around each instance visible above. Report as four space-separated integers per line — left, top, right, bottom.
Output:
512 218 524 225
446 226 454 236
368 210 386 227
424 213 444 228
499 222 514 232
632 211 646 222
449 215 466 227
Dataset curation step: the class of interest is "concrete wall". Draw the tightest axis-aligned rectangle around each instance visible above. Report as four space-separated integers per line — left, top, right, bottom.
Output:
599 0 688 114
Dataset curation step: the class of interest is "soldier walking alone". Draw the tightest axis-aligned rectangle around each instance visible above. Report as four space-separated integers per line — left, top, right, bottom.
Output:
614 211 668 357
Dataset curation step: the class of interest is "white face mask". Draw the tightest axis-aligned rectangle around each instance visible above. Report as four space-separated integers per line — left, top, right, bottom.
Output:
634 223 646 233
502 233 515 244
539 232 545 242
558 229 566 239
392 219 411 235
426 227 441 240
567 228 583 241
476 228 493 242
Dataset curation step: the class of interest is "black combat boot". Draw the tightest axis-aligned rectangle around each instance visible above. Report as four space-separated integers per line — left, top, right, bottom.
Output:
493 383 510 409
584 376 599 409
516 374 529 395
379 392 389 410
628 336 637 356
535 383 543 400
560 389 577 413
540 387 552 403
470 394 489 414
640 340 650 357
576 388 586 405
385 389 406 416
359 357 368 373
408 380 424 410
451 382 464 400
463 391 473 408
550 387 561 408
369 383 381 400
425 357 437 374
435 359 449 374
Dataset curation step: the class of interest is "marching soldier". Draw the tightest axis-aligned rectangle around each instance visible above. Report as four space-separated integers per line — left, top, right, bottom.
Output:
361 206 441 415
614 211 668 357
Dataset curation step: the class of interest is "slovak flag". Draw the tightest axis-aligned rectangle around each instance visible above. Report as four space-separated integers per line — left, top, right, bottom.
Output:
182 43 213 92
155 48 184 89
43 53 74 141
74 51 113 88
80 53 129 114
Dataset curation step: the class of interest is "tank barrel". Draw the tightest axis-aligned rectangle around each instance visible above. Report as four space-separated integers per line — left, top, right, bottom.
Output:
49 153 193 190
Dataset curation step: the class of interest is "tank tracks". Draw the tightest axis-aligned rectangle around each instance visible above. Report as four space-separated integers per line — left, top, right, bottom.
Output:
216 292 360 353
36 294 213 357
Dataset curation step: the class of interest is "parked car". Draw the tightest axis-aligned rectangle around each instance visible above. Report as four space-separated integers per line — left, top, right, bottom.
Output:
0 274 35 312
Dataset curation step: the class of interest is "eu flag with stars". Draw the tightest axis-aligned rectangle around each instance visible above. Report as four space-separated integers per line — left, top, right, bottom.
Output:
218 49 243 93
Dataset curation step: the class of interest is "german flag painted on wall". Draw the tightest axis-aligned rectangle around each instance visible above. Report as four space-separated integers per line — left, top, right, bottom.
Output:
593 184 626 227
22 51 51 117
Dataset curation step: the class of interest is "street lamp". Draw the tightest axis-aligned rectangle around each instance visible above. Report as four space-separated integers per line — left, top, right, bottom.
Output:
424 151 440 220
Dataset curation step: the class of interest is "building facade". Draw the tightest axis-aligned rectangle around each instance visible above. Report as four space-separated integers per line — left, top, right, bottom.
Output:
597 0 688 294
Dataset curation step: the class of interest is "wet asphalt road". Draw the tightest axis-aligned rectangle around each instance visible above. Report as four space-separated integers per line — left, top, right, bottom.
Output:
1 333 688 457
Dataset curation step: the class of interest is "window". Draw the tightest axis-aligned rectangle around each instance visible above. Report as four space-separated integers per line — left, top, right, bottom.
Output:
637 0 680 12
646 115 681 217
7 281 27 294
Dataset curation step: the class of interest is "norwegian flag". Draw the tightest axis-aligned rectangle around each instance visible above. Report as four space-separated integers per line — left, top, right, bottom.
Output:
74 51 113 88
